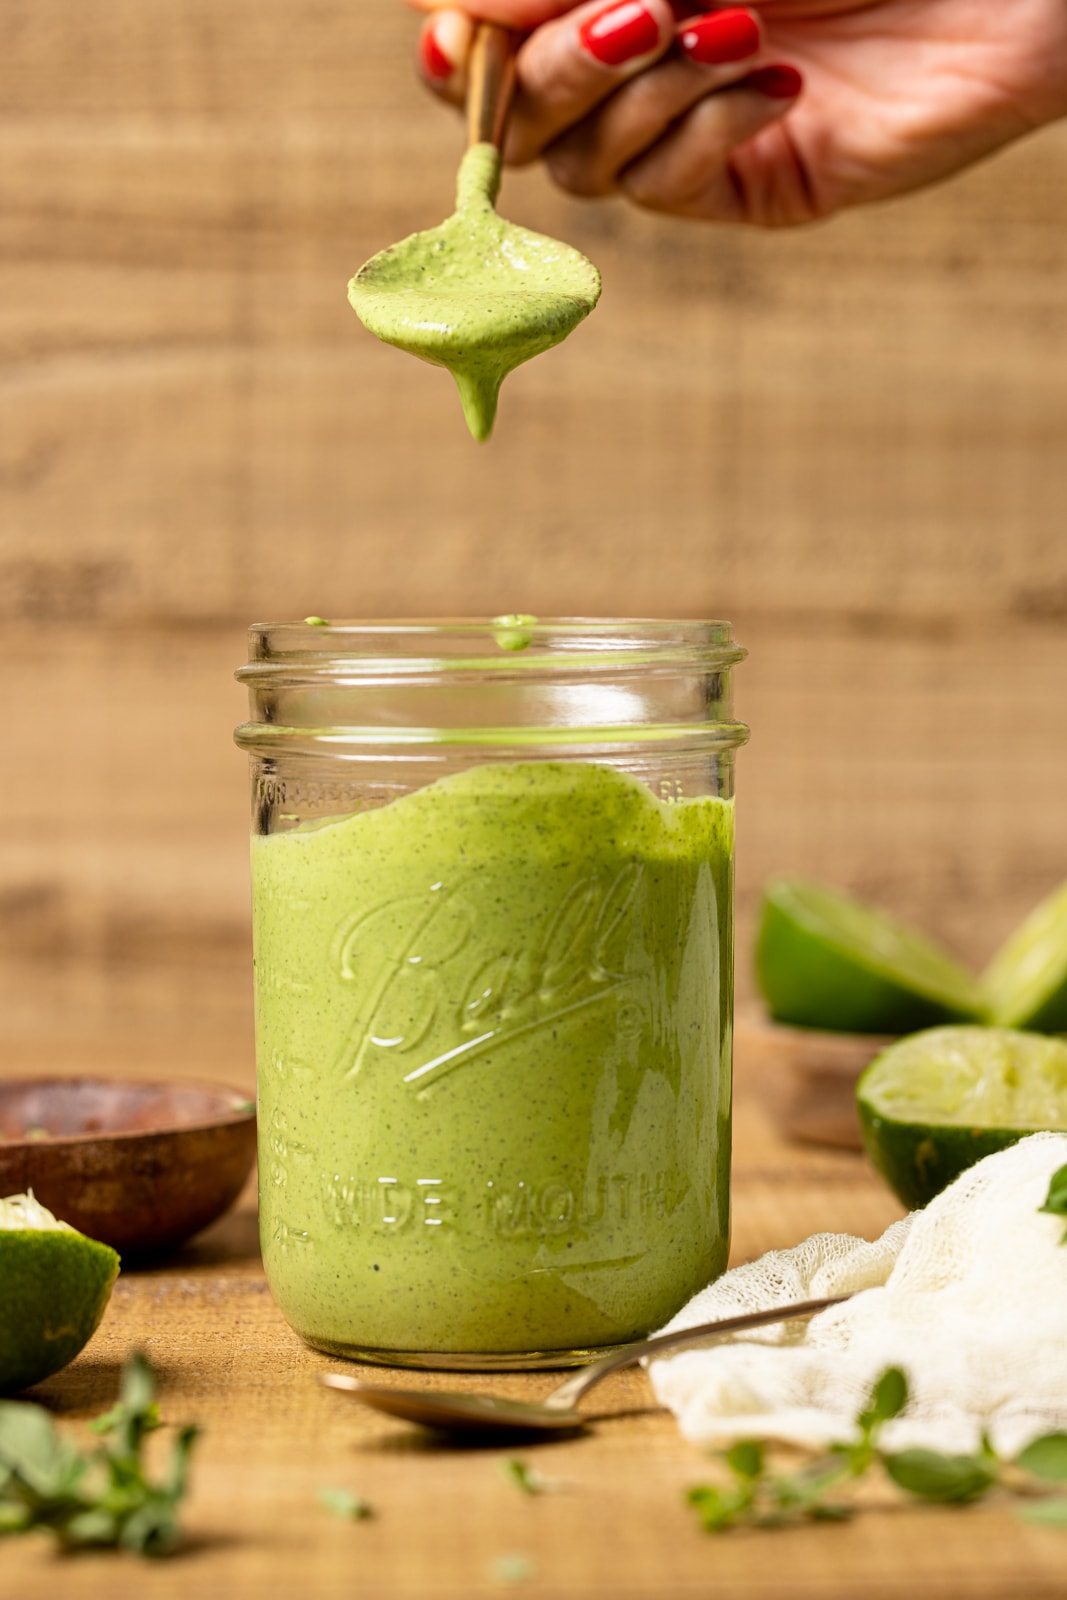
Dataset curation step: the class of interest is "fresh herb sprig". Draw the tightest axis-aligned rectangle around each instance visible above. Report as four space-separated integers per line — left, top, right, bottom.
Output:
0 1350 198 1556
1039 1163 1067 1242
687 1368 1067 1533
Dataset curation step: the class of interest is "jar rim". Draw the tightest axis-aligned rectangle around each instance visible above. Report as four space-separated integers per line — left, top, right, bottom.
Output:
237 616 746 685
235 617 748 754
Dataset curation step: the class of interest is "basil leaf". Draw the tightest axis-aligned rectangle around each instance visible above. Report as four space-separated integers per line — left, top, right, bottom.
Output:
857 1368 908 1436
0 1403 81 1498
63 1507 118 1546
884 1449 996 1504
1039 1163 1067 1220
687 1484 751 1532
1017 1434 1067 1483
726 1441 764 1481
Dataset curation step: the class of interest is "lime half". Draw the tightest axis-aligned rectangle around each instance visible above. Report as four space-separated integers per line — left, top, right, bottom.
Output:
0 1193 119 1394
755 878 985 1034
983 879 1067 1033
857 1025 1067 1207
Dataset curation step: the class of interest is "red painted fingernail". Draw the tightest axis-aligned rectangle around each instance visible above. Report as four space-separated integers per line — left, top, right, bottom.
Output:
579 1 660 67
745 63 803 99
420 24 455 83
679 8 760 65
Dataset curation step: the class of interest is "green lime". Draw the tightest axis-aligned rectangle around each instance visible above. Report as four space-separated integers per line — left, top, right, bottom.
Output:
983 879 1067 1033
856 1025 1067 1207
0 1193 119 1394
755 878 985 1034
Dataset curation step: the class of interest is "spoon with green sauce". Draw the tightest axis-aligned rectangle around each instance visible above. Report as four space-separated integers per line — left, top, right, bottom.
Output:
348 24 601 442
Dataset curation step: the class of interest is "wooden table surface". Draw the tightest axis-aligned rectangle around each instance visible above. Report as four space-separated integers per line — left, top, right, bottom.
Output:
7 1041 1066 1600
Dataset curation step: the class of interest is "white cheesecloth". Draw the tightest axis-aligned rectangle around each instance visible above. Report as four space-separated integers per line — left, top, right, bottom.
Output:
648 1133 1067 1457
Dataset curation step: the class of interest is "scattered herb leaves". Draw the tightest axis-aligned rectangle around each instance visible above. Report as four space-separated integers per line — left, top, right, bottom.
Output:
0 1350 198 1557
686 1367 1067 1533
1038 1163 1067 1242
318 1486 373 1520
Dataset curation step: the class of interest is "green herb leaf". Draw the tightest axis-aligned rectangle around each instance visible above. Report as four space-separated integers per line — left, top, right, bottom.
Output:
884 1448 997 1504
725 1440 764 1481
687 1484 752 1532
1039 1164 1067 1242
0 1402 83 1498
89 1400 161 1437
857 1368 908 1438
501 1458 550 1496
1019 1497 1067 1528
1017 1434 1067 1483
318 1486 372 1520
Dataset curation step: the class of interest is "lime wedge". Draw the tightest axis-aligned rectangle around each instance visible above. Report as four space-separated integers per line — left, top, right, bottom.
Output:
755 878 986 1034
856 1025 1067 1207
983 879 1067 1032
0 1193 119 1394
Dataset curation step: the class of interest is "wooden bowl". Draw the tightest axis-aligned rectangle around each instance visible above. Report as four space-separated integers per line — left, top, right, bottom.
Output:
0 1078 256 1258
737 1007 895 1150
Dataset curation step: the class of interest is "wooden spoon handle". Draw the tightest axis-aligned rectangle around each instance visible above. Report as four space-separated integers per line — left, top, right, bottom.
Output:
466 22 518 149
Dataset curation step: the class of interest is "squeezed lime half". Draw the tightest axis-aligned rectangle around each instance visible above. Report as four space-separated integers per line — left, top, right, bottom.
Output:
0 1193 119 1394
755 878 986 1034
856 1025 1067 1207
983 879 1067 1033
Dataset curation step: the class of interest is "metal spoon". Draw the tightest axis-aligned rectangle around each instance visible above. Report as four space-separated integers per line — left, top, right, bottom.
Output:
319 1295 849 1436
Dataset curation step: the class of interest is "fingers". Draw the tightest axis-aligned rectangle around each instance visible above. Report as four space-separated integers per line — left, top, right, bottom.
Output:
506 0 682 163
417 0 678 156
618 67 805 221
543 10 766 196
414 3 807 225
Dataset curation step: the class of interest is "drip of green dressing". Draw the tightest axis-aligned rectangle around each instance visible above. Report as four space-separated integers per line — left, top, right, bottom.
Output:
348 145 601 442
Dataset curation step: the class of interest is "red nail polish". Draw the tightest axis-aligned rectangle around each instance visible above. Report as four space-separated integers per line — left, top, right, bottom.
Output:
420 26 454 83
679 8 760 66
579 1 660 67
745 63 803 99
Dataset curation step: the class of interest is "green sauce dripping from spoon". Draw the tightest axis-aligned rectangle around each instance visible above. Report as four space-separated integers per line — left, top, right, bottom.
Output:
348 27 601 442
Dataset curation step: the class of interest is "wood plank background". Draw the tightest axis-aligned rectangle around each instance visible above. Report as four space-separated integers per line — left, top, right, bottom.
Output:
2 0 1067 1062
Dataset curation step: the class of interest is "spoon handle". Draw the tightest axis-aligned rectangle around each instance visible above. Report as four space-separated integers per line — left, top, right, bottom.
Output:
467 22 518 149
543 1294 852 1412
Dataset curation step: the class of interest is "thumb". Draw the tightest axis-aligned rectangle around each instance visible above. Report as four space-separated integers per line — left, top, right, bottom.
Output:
506 0 676 162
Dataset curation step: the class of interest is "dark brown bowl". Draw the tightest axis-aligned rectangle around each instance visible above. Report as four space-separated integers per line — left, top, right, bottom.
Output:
0 1078 256 1258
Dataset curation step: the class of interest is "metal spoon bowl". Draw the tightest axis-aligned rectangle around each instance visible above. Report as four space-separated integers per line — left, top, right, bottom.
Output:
319 1295 849 1436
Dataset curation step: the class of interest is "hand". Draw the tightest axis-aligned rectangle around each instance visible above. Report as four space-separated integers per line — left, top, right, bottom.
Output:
408 0 1067 226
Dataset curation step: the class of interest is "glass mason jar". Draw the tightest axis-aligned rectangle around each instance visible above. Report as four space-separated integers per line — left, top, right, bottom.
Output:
235 619 748 1370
